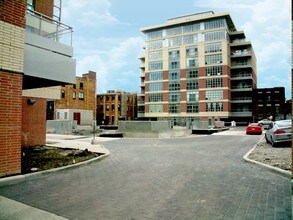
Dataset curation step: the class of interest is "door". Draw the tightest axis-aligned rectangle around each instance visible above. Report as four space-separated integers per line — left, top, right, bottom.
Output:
73 112 81 125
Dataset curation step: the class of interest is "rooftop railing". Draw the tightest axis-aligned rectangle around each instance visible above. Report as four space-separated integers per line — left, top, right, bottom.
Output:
26 9 73 46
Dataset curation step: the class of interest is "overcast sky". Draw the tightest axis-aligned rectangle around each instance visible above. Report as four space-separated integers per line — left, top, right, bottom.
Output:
62 0 291 98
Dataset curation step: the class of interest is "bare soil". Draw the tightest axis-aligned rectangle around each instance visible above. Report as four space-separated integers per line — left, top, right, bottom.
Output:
248 137 291 171
21 146 99 174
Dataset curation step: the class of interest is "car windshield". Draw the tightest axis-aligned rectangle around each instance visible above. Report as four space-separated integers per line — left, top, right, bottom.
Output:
250 123 259 126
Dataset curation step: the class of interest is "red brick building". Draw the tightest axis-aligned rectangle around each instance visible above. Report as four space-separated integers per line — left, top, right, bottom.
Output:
0 0 75 177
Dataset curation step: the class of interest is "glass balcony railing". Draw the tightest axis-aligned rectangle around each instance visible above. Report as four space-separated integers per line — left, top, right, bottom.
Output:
26 9 73 46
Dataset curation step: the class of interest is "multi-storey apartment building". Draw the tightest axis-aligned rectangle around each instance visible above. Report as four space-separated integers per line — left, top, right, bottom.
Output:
49 71 96 125
252 87 286 121
139 11 257 126
97 90 137 125
0 0 75 177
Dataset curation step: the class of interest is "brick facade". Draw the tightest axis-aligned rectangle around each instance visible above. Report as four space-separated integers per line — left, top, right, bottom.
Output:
22 97 46 147
0 0 26 28
0 72 23 177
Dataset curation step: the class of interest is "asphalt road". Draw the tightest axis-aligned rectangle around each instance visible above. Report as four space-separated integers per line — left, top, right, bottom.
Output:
0 127 291 219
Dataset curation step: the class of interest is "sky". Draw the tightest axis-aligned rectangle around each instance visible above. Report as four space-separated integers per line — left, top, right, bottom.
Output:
62 0 291 99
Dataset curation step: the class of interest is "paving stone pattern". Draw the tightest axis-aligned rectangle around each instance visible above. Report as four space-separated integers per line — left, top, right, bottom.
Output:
0 127 291 219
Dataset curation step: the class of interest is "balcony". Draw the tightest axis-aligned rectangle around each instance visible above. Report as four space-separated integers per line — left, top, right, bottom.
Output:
230 40 251 47
231 85 252 92
231 109 252 117
230 63 252 69
138 101 145 106
231 97 252 103
230 50 252 58
23 9 75 89
231 73 252 80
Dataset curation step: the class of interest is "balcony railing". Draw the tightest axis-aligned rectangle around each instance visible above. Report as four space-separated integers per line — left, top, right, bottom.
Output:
26 9 73 46
231 85 252 90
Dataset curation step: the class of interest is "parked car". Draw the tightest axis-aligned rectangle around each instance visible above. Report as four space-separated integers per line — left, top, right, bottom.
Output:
265 120 292 147
246 123 262 135
258 118 273 126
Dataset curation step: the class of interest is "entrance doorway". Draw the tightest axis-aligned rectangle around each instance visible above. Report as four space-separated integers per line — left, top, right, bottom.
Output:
73 112 81 125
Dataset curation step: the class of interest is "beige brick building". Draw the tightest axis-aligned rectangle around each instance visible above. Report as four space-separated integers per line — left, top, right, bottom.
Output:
138 11 257 126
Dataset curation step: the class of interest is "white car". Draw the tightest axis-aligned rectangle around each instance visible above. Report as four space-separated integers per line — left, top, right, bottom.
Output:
258 118 273 126
265 120 292 147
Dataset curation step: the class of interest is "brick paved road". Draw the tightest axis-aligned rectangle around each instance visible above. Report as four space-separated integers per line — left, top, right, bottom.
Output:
0 127 291 219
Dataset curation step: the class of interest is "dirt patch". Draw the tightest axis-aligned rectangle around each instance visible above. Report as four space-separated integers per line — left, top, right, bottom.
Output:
21 146 100 174
248 137 291 171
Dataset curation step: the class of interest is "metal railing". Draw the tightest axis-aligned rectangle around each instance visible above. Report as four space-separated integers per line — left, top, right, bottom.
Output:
26 8 73 46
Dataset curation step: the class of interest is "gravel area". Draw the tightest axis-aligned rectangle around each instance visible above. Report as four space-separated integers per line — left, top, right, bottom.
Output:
248 136 291 171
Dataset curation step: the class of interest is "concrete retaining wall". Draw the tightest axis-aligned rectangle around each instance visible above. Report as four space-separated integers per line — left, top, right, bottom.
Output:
47 120 77 134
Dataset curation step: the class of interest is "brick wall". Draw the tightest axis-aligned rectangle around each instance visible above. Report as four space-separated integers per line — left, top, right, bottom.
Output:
22 97 46 147
0 0 26 28
0 72 23 177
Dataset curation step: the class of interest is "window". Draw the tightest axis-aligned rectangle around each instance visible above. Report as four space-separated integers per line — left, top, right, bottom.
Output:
149 104 163 113
236 60 248 65
187 68 198 78
186 58 198 68
146 40 163 50
169 104 180 113
149 93 163 102
79 82 84 89
166 26 182 36
204 18 226 30
205 54 222 65
186 80 198 90
204 30 226 41
183 34 198 44
149 72 163 81
187 103 199 113
206 90 223 100
206 102 223 112
183 23 200 33
27 0 35 11
61 90 65 98
169 60 180 69
57 112 60 119
146 30 163 39
149 82 163 91
169 49 180 59
79 92 84 100
64 112 68 119
187 91 198 102
169 81 180 91
168 36 182 47
149 51 163 61
205 42 222 53
149 61 163 70
73 92 76 99
169 93 180 102
73 84 76 89
206 78 223 88
169 71 180 80
205 66 223 76
186 46 198 57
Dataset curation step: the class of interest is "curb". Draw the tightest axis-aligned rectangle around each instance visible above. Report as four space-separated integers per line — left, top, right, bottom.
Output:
0 148 110 187
243 137 291 179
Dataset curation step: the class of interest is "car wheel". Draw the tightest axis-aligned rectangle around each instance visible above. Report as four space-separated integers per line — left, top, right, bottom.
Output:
265 135 270 143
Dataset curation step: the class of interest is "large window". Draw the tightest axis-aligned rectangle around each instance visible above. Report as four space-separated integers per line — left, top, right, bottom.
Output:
187 68 199 78
169 49 180 59
206 102 223 112
206 78 223 88
149 93 163 102
149 61 163 70
187 103 199 113
168 36 182 47
183 34 198 44
169 71 180 80
204 18 226 30
169 81 180 91
186 91 198 101
204 30 226 41
169 93 180 102
169 60 180 69
166 26 182 36
149 72 163 81
169 104 180 113
186 80 198 90
206 90 223 100
186 58 198 68
148 51 163 61
183 23 200 33
149 82 163 91
149 104 163 113
146 40 163 50
186 46 198 57
205 54 222 65
205 66 223 76
146 30 163 39
205 42 222 53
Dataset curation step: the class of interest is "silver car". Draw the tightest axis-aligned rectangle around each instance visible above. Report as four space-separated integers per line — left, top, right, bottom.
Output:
265 120 292 147
258 118 273 126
